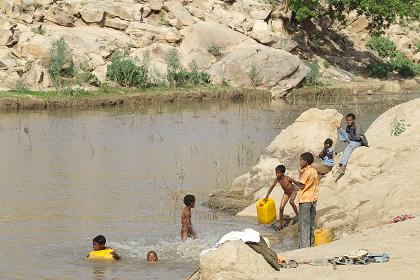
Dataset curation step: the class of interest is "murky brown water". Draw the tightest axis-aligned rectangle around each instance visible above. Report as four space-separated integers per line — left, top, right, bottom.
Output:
0 93 418 280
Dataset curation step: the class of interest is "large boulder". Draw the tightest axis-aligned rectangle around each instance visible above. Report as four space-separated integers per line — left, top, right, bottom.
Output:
208 44 309 97
126 22 180 43
231 108 343 196
232 0 272 20
317 98 420 235
45 3 75 27
179 22 254 69
79 4 104 23
199 240 279 280
163 0 195 26
130 43 174 74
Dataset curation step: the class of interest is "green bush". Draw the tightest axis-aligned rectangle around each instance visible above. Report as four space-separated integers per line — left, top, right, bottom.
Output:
248 63 262 87
415 41 420 54
106 53 150 88
31 26 45 35
165 48 211 86
366 36 397 58
367 62 393 79
48 38 75 85
389 52 420 78
304 62 322 86
208 43 222 58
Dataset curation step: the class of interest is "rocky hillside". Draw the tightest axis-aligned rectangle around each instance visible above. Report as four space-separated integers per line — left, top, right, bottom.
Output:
232 98 420 238
1 1 418 95
0 0 311 95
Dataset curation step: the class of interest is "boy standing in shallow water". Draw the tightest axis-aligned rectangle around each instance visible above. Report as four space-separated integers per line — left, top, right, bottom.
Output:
181 194 197 241
264 165 299 231
287 153 319 248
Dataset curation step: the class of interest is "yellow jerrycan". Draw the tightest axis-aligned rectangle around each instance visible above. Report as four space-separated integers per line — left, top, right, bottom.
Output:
87 249 115 260
256 198 276 224
314 228 332 246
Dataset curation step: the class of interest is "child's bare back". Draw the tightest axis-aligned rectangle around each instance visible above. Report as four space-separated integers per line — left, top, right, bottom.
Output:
181 195 197 241
277 176 296 196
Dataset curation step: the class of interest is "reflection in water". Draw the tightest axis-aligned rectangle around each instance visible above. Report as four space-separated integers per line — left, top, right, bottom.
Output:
0 94 418 280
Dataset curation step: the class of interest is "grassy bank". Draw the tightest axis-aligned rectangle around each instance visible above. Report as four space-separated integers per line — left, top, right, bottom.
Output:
0 85 271 111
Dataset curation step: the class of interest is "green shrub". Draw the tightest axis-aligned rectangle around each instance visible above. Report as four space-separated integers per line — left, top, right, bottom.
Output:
304 62 322 86
248 63 262 87
31 26 45 35
415 41 420 54
165 48 182 86
165 49 211 86
106 53 150 88
389 52 420 78
366 62 393 79
208 43 222 58
14 79 31 94
48 38 75 85
391 119 409 136
366 36 397 58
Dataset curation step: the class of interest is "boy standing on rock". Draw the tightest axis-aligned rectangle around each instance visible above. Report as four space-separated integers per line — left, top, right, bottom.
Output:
287 152 319 248
264 165 299 231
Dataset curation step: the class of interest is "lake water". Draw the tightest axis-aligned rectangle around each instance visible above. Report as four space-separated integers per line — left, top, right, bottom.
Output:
0 93 418 280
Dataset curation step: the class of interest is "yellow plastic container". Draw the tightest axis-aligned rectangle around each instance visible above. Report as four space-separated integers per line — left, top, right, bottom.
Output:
256 198 276 224
87 249 115 260
314 228 332 246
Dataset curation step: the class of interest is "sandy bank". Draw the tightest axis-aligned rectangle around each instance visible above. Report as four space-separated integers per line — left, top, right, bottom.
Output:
277 218 420 280
197 217 420 280
0 87 270 111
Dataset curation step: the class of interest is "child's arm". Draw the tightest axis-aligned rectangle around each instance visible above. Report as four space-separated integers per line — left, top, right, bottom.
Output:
111 250 122 260
318 147 326 159
286 176 305 190
264 179 278 201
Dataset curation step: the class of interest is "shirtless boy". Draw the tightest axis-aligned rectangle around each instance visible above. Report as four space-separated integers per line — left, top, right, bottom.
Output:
181 194 197 241
264 165 299 230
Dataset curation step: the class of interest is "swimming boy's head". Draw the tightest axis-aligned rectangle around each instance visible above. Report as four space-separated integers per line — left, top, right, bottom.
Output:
184 194 196 208
92 235 106 251
300 152 314 168
275 165 286 179
147 251 158 262
346 113 356 126
324 138 333 148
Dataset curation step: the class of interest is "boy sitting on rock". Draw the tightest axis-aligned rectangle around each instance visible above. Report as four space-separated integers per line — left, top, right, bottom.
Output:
313 138 334 177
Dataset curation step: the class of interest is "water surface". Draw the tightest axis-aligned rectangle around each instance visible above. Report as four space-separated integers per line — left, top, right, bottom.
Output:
0 93 418 280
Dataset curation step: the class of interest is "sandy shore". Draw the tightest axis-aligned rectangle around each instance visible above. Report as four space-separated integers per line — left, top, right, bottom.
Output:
275 218 419 280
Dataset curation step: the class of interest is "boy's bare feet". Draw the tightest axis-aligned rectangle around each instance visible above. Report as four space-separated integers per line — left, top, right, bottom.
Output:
292 216 298 225
275 225 284 232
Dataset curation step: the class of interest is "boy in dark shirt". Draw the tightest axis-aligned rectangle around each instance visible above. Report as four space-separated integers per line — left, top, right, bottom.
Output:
337 113 362 174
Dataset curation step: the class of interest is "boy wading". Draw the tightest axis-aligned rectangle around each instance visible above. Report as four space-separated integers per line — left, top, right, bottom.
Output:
296 153 319 248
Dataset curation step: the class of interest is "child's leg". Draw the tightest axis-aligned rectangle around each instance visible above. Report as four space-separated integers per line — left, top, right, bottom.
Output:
339 141 361 172
309 202 317 247
278 194 289 229
298 202 311 248
289 191 298 223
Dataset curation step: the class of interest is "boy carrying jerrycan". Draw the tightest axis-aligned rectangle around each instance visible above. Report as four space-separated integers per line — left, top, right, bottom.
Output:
257 165 299 231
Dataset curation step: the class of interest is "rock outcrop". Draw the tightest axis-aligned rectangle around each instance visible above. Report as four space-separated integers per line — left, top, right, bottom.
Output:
231 108 343 196
0 0 310 93
234 99 420 239
208 44 309 97
199 240 279 280
316 98 420 235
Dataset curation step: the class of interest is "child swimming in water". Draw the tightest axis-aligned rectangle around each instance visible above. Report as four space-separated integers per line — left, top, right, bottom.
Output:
181 195 197 241
147 251 158 262
87 235 121 260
